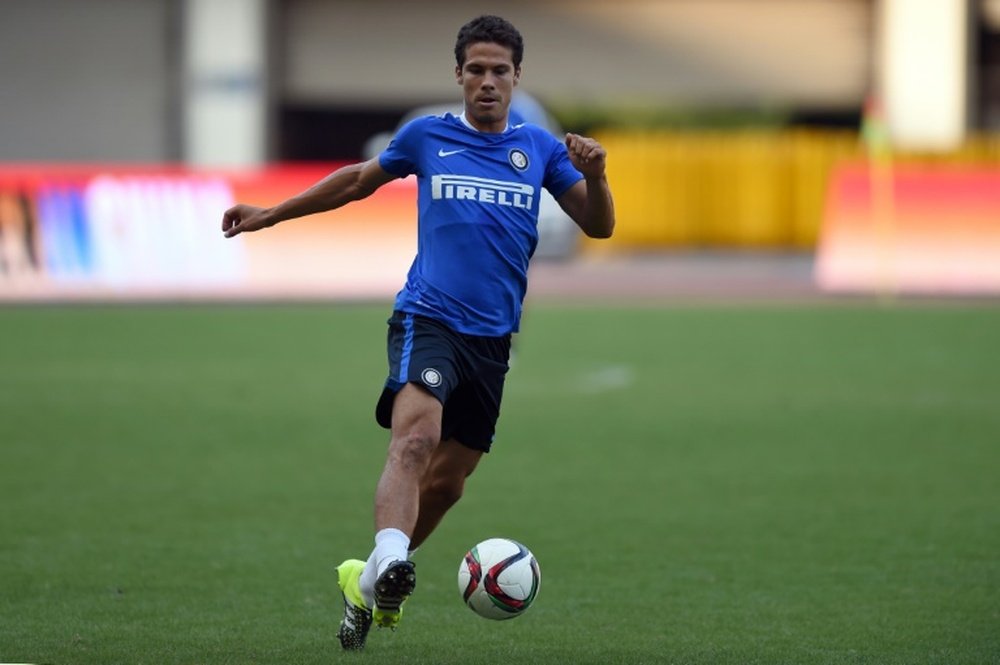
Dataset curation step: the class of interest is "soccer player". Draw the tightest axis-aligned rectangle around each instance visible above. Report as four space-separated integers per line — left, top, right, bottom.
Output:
221 15 615 651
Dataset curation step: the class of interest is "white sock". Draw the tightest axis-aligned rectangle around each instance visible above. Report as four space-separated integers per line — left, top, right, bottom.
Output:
358 528 410 608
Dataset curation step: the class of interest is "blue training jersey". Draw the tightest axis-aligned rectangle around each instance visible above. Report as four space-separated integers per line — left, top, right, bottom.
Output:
378 112 583 336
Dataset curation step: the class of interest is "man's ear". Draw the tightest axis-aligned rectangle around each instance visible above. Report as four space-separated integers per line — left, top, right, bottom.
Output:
513 67 521 87
455 66 463 85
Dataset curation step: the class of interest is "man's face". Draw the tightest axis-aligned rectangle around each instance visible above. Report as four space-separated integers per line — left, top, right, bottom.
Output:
455 42 520 132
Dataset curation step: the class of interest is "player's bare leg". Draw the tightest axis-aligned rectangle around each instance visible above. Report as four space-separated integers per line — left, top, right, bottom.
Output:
361 384 441 629
376 383 443 534
410 438 483 550
339 385 441 647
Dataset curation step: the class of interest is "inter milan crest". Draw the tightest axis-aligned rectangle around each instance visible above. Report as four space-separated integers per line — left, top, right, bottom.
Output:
421 367 442 387
508 149 529 171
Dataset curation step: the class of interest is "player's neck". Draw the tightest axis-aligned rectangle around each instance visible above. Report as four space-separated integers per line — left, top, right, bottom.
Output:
459 111 509 134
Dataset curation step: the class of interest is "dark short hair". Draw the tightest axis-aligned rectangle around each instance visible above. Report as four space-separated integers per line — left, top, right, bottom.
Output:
454 15 524 69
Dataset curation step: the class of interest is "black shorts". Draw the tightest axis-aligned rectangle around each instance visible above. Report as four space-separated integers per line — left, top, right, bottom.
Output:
375 311 511 452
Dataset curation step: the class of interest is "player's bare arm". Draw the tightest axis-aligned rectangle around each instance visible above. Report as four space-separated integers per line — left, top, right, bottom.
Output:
222 158 397 238
557 133 615 239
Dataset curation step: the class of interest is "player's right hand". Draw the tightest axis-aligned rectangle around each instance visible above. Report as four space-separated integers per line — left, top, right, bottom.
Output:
221 204 273 238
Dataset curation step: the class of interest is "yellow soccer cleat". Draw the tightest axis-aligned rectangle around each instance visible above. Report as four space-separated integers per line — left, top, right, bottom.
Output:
336 559 372 650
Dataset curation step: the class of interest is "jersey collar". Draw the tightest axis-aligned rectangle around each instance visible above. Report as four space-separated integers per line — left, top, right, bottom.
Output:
458 111 510 133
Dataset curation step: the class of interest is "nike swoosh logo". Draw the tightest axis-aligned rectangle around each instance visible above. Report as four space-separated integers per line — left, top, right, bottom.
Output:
438 148 467 157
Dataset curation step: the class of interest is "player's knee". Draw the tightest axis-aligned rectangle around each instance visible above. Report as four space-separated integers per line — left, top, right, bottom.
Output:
390 427 439 470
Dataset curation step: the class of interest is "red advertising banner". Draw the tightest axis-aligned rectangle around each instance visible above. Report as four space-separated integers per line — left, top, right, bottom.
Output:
0 164 417 301
816 164 1000 294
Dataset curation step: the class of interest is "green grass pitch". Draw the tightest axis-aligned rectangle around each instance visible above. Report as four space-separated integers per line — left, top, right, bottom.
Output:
1 302 998 664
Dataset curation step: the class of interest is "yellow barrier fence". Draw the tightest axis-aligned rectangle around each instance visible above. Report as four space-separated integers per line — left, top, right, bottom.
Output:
588 130 1000 251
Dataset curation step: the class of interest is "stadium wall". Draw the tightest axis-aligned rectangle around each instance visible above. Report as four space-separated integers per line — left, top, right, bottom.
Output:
0 164 415 301
4 132 1000 299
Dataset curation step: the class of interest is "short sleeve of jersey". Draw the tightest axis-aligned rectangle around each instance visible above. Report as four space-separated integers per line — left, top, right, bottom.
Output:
543 136 584 199
378 116 427 178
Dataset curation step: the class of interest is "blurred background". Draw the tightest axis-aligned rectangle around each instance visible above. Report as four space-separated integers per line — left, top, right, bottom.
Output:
1 0 999 300
3 5 999 663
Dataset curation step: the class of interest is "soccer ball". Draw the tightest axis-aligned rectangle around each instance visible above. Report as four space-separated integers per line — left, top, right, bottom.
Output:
457 538 541 620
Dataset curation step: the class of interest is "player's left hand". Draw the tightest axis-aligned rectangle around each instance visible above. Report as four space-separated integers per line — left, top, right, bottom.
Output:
565 133 607 179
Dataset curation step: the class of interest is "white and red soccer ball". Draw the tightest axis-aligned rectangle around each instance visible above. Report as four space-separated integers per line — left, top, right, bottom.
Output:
457 538 541 620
